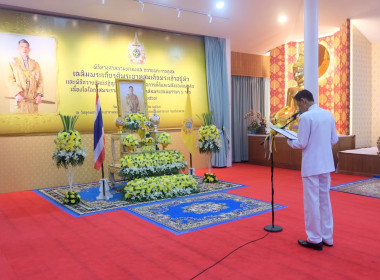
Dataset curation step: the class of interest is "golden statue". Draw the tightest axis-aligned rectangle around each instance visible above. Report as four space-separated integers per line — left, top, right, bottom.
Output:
270 44 330 131
271 51 304 130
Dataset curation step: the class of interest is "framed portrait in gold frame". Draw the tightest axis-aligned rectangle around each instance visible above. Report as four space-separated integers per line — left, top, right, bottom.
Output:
115 79 147 119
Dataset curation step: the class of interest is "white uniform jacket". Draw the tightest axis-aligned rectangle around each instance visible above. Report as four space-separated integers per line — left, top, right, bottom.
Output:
287 104 338 177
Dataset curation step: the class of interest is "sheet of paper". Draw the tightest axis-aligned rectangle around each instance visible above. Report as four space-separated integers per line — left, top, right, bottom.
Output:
270 126 298 140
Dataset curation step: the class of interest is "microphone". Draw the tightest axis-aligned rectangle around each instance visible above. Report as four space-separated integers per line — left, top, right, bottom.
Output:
287 111 301 121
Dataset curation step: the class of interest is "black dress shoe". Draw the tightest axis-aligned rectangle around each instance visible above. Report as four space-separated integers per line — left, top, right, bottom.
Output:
298 240 323 250
322 241 333 247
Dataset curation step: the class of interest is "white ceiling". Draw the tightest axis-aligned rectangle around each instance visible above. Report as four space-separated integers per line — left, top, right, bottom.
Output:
0 0 379 54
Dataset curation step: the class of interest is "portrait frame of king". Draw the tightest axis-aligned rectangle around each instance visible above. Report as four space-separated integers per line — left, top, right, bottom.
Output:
115 79 148 119
7 39 44 114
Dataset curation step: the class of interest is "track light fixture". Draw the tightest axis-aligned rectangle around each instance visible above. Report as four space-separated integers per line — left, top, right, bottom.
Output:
133 0 228 23
102 0 105 4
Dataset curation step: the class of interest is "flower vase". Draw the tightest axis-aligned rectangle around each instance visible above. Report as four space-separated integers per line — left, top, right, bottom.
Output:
128 146 135 153
64 165 76 192
162 143 168 150
257 125 266 135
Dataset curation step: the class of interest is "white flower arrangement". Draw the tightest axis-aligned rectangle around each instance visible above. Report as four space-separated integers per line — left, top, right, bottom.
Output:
123 174 199 201
140 136 155 145
157 132 172 145
141 145 156 152
122 134 139 147
52 115 87 169
119 150 187 179
124 113 152 131
197 112 222 154
52 114 86 205
197 125 221 154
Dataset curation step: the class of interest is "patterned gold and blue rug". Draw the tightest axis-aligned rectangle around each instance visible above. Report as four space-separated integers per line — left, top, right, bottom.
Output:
35 177 247 217
126 192 286 234
331 177 380 199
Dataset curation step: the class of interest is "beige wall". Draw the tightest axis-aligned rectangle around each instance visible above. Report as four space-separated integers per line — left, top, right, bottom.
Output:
372 43 380 146
0 130 207 194
351 25 372 148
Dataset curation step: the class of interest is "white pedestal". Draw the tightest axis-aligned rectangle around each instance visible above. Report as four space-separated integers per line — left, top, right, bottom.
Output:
96 179 113 200
188 168 195 176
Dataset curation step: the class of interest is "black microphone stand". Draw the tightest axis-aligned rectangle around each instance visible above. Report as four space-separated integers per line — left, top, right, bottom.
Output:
264 116 298 233
280 114 299 129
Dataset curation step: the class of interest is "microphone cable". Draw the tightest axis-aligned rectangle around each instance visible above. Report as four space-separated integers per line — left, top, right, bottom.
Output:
189 232 270 279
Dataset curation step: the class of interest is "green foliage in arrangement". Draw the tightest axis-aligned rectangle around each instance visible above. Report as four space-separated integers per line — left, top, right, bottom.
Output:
200 111 213 126
123 174 199 201
60 114 79 132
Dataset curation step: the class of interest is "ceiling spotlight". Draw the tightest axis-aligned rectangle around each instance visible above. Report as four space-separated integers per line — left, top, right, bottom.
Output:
139 1 144 11
102 0 105 5
177 8 181 18
216 1 224 9
208 14 212 23
278 15 287 24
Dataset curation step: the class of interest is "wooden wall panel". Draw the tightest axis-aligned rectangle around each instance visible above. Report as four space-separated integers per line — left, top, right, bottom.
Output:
248 135 355 169
231 52 270 77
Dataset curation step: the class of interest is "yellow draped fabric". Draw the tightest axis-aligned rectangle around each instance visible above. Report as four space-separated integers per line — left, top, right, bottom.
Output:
181 91 195 155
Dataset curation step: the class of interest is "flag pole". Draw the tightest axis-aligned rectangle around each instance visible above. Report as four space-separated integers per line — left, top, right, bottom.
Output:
187 85 193 170
96 81 105 181
95 81 107 198
181 84 195 175
101 164 105 196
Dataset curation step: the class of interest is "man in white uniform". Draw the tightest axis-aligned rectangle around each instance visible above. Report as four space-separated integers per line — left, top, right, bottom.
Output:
287 89 338 251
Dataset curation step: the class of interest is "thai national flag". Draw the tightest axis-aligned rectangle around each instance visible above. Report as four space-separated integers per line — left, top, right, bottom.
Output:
94 90 105 170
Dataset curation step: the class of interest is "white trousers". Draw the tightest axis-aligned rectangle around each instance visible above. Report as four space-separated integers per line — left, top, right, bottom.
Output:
302 173 333 244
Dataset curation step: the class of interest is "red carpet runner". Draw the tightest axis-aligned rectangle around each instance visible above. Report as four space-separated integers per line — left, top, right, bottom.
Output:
0 163 379 279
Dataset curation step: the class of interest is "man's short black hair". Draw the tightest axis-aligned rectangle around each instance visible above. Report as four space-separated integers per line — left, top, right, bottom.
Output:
129 86 133 89
18 39 30 47
294 89 314 102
